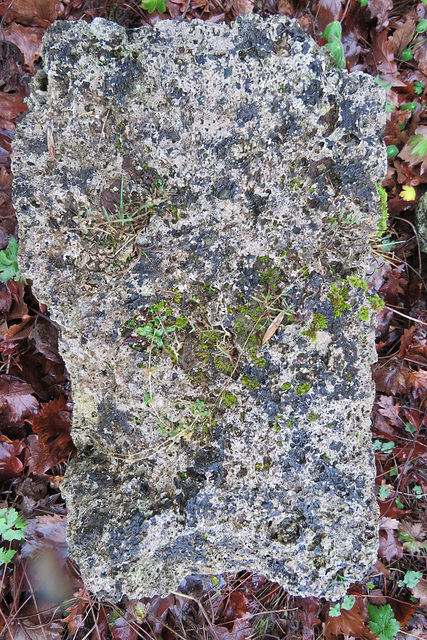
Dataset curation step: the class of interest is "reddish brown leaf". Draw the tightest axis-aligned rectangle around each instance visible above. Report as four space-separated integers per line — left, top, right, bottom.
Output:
391 16 416 57
0 0 61 27
377 395 401 426
22 514 68 562
28 318 61 362
27 434 53 475
370 29 397 77
5 279 28 320
392 600 416 627
0 375 38 425
368 0 393 30
112 616 139 640
378 529 403 561
29 396 74 467
4 25 43 74
412 579 427 607
63 591 88 635
297 597 321 640
373 360 409 395
0 437 25 481
0 90 27 128
317 0 342 31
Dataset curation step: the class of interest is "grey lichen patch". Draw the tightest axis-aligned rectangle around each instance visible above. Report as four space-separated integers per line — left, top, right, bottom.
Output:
12 15 386 602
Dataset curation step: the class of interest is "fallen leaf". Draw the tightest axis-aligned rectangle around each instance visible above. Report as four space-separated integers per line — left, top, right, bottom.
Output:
4 25 43 74
0 437 26 481
368 0 393 29
0 376 38 425
0 0 61 27
317 0 342 31
378 528 403 561
324 586 367 639
262 310 286 345
297 597 321 640
29 396 74 467
0 90 28 128
411 579 427 607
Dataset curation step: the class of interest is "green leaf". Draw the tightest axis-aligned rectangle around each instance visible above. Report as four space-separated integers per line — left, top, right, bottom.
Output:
323 21 342 40
387 145 399 159
0 237 19 283
368 604 400 640
416 18 427 32
408 133 427 159
375 75 392 90
329 603 341 617
341 595 355 611
141 0 166 12
413 485 423 496
395 496 405 509
324 38 346 69
379 486 391 499
136 325 154 337
402 570 422 588
0 548 16 565
0 508 27 542
401 47 414 61
366 581 375 590
400 102 418 111
358 0 368 6
414 81 426 95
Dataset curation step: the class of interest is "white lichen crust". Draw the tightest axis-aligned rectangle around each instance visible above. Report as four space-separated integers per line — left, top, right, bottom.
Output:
12 15 386 601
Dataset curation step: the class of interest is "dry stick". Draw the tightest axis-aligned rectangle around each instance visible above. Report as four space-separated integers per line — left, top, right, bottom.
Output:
385 305 427 327
97 108 110 152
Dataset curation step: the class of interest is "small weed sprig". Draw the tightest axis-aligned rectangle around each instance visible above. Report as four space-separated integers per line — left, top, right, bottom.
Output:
86 175 167 252
0 508 28 565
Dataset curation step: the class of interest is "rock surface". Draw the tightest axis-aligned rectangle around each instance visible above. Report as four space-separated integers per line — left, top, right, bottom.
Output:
13 15 386 601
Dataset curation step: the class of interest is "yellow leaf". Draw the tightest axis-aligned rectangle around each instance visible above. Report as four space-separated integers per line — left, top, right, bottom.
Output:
400 185 416 201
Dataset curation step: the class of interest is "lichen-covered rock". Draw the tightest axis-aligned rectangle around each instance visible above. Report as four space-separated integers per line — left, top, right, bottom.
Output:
12 15 386 601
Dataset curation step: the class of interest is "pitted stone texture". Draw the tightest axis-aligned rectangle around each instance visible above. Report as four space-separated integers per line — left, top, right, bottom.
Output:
13 15 386 601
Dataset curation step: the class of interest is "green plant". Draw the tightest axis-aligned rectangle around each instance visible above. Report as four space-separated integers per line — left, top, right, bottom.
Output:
302 313 328 340
0 507 28 564
367 604 400 640
0 237 20 283
140 0 167 12
322 22 346 69
373 439 395 452
414 80 426 95
87 175 167 249
328 282 350 316
407 133 427 160
398 570 422 588
329 595 356 617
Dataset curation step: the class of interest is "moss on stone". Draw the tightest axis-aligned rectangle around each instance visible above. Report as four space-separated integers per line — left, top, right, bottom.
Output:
295 382 312 396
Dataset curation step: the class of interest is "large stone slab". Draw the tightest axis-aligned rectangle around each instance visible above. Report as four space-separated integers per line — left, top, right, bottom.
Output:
13 15 386 601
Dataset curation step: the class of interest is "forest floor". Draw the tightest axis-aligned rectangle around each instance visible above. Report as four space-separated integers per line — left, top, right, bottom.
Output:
0 0 427 638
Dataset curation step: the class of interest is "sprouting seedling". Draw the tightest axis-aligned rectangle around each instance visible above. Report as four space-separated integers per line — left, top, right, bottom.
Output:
322 22 346 70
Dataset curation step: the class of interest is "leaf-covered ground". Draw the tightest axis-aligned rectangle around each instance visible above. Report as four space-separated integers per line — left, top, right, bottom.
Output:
0 0 427 638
